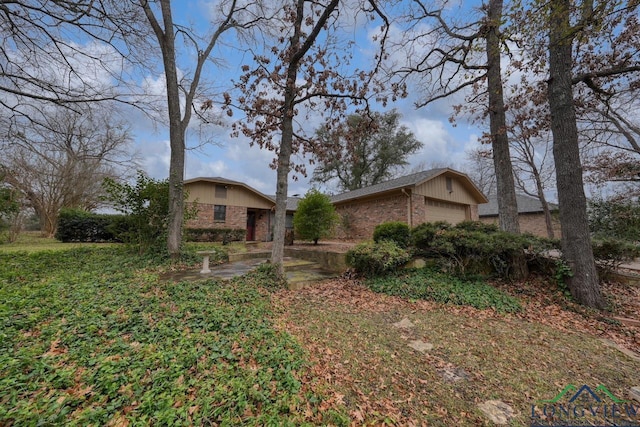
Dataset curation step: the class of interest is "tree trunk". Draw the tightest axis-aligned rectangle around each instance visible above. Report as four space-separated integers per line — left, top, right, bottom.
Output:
547 0 604 308
271 128 292 273
486 0 520 234
532 167 555 239
270 0 339 272
36 205 56 238
147 0 185 258
271 70 297 274
486 0 527 278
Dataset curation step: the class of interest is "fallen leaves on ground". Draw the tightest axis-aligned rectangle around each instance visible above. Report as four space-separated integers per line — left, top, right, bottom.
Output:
273 274 640 426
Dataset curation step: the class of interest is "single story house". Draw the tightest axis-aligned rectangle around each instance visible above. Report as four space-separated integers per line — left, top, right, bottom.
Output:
184 177 275 241
185 168 488 241
327 168 488 240
478 193 560 238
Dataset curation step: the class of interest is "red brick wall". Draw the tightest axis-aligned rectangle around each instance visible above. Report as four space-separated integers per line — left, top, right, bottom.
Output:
410 193 427 226
187 203 246 230
255 211 270 241
479 213 561 238
334 194 408 240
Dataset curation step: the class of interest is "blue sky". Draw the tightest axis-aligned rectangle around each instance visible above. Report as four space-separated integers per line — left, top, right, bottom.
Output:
129 0 486 197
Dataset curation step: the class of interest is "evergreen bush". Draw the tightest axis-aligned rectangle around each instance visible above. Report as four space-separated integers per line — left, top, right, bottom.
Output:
55 209 121 242
346 240 411 277
293 189 338 244
373 221 411 248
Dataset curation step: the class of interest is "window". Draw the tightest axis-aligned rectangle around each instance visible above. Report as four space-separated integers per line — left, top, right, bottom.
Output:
214 205 226 222
446 177 453 192
215 185 227 198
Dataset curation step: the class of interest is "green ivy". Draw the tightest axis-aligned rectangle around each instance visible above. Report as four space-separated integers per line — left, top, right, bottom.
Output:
554 259 574 298
366 268 522 313
0 246 339 425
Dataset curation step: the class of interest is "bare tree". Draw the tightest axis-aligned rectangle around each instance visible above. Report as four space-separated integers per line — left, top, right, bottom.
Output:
578 86 640 193
1 106 134 236
391 0 527 278
465 147 496 197
394 0 521 234
233 0 390 270
503 93 557 238
138 0 266 257
0 0 149 125
510 132 557 238
552 0 639 307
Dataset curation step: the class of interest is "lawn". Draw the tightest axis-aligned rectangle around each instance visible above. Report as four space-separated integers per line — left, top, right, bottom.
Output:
1 238 639 426
0 231 118 253
0 245 341 426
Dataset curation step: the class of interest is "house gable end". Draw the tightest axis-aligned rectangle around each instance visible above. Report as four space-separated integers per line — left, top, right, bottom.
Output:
184 178 274 209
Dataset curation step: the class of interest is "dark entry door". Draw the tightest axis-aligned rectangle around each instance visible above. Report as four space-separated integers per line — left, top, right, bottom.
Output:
246 211 256 241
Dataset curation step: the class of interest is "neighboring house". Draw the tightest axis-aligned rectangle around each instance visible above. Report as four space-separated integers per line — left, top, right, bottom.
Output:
478 193 560 238
184 177 274 241
185 168 488 242
328 168 488 240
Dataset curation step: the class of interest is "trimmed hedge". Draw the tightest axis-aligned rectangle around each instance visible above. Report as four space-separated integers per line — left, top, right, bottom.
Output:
55 209 122 243
185 228 246 243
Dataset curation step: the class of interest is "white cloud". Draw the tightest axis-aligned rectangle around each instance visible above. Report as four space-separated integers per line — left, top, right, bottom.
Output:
138 139 171 179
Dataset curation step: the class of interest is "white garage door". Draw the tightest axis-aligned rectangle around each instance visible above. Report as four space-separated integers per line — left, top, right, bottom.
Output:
425 199 468 224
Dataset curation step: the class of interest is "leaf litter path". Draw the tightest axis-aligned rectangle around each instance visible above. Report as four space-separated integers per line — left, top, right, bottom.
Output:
273 277 640 426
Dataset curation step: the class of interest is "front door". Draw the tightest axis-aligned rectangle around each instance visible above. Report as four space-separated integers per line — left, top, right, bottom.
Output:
246 211 256 241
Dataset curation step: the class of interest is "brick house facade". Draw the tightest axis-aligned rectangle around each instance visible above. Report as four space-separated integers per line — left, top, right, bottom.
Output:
329 169 487 240
478 194 561 238
184 177 274 241
185 169 488 243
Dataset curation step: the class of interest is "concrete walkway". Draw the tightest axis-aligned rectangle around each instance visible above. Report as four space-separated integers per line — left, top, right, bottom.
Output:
160 255 337 289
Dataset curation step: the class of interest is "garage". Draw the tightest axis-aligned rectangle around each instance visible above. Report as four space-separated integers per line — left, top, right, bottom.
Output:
425 199 469 224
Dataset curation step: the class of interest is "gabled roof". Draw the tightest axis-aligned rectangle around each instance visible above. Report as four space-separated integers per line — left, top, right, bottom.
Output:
184 176 275 205
269 195 301 211
330 168 488 204
478 193 558 217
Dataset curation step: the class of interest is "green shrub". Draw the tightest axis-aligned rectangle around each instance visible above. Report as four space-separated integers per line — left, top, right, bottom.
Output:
346 240 411 277
411 221 451 253
411 221 553 279
592 238 640 277
0 186 20 240
55 208 121 242
589 198 640 241
554 259 574 297
185 228 245 243
293 189 338 244
366 268 522 313
373 221 411 248
101 172 199 254
453 220 499 233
